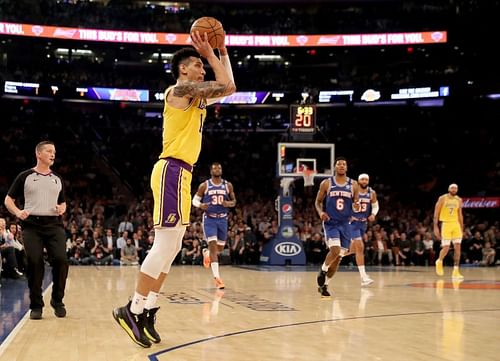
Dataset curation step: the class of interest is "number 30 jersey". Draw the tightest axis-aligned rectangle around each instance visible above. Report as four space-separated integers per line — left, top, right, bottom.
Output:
202 179 230 217
325 177 354 223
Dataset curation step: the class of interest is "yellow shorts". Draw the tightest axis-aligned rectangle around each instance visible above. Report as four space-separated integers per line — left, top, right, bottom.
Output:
151 158 192 228
440 222 462 246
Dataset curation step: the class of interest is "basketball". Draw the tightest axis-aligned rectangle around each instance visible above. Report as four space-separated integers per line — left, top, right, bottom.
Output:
190 17 225 49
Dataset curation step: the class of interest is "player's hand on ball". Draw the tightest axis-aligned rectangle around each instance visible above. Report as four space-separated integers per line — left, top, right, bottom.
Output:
191 31 214 59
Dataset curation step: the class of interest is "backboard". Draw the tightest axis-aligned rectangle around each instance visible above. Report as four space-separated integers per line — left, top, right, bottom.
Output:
277 142 335 178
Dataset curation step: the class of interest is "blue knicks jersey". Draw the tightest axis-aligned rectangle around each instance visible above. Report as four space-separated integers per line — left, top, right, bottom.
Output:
202 179 229 217
325 177 353 223
353 187 372 221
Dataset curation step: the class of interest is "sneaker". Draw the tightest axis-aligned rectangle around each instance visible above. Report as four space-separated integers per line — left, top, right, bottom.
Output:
30 309 43 320
203 248 211 269
112 301 152 348
435 260 444 276
144 307 161 343
361 277 374 287
214 277 225 289
317 269 327 287
50 299 67 318
318 285 331 298
452 269 464 280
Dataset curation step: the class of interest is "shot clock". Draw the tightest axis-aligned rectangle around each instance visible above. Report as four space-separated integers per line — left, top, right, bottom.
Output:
289 104 316 134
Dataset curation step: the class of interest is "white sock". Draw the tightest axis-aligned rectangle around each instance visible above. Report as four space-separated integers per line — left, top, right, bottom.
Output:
211 262 220 278
321 262 329 272
130 292 147 314
358 265 367 279
145 291 159 310
324 275 332 285
453 265 459 271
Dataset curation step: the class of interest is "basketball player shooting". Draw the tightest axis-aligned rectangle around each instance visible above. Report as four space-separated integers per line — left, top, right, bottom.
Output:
112 21 236 348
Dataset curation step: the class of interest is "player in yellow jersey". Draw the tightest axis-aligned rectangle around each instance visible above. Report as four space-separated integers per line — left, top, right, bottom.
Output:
433 184 464 280
113 30 236 348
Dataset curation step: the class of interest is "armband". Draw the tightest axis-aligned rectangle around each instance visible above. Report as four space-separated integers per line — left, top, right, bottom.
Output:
371 201 379 216
192 195 202 208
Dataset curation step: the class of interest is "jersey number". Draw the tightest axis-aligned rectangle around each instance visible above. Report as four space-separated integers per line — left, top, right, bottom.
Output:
211 195 224 205
336 199 344 210
360 203 368 212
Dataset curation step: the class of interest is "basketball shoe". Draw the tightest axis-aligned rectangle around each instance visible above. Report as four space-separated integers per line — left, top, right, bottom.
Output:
317 269 327 287
144 307 161 343
435 259 444 276
452 268 464 280
112 301 151 348
318 285 331 298
214 277 225 289
361 277 374 287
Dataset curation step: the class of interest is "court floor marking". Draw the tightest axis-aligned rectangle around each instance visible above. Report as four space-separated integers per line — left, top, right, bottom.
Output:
0 283 53 359
148 308 500 360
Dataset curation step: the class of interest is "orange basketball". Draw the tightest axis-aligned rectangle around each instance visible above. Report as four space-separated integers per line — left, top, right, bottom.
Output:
190 17 224 49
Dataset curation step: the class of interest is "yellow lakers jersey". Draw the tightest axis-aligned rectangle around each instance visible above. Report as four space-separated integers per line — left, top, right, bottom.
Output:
439 195 461 222
159 87 207 165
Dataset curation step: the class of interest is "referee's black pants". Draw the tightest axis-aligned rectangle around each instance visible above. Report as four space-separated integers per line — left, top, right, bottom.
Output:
22 216 69 310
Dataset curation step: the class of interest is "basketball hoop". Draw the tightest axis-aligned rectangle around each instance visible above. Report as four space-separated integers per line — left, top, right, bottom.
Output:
302 169 316 187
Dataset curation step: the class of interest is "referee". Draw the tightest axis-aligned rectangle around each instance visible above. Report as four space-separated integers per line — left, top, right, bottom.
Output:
4 141 69 320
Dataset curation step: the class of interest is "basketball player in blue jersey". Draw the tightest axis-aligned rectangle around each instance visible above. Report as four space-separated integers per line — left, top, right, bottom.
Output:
193 162 236 289
113 30 236 348
315 157 360 297
350 173 379 286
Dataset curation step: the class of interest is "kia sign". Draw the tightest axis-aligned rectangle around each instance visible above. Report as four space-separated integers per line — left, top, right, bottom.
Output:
0 22 447 47
462 197 500 208
275 242 302 257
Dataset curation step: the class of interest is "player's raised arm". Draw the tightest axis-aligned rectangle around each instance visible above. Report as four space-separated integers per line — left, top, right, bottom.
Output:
174 31 235 99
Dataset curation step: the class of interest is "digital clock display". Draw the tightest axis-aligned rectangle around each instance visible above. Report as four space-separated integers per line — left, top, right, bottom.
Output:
290 104 316 133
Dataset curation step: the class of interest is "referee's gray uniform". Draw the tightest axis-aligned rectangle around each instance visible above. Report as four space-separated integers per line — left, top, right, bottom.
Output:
7 169 69 312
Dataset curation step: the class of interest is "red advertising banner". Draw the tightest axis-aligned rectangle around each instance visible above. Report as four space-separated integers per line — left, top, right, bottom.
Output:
0 22 447 47
462 197 500 208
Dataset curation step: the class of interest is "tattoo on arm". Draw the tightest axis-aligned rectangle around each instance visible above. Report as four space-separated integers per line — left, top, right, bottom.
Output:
173 81 232 98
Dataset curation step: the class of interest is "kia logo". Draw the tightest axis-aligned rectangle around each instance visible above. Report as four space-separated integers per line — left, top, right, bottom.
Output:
275 242 301 256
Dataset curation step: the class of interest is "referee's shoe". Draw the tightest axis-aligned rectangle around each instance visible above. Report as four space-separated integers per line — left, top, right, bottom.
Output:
112 301 152 348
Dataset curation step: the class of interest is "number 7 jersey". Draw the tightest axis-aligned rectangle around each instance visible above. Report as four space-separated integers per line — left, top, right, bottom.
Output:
325 177 354 223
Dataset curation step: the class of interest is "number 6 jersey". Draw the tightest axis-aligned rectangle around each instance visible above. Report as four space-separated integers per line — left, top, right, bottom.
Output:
325 177 354 223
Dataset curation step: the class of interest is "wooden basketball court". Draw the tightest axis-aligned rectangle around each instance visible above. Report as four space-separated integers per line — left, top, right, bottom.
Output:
1 265 499 361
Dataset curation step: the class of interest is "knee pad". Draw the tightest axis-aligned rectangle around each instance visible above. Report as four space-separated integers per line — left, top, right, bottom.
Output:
140 227 185 279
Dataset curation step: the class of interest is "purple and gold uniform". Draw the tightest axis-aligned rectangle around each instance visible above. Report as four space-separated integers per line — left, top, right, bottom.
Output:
152 87 206 227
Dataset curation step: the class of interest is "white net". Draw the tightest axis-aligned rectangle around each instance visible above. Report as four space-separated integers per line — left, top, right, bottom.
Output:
302 170 315 187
